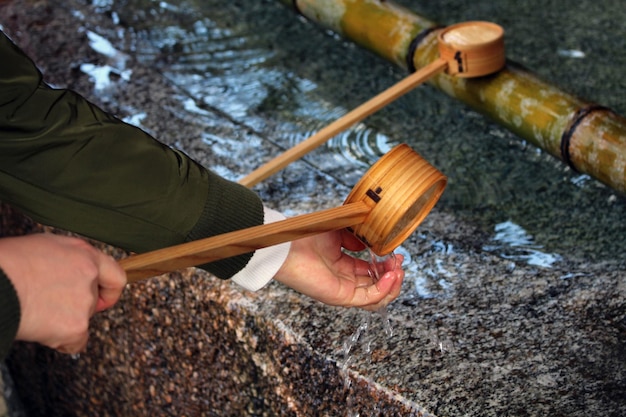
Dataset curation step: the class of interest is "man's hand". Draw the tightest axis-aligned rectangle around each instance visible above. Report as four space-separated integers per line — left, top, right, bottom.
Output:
0 233 127 354
274 230 404 311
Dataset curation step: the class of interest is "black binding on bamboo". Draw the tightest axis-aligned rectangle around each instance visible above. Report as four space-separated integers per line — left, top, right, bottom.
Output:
292 0 302 15
560 105 609 171
406 26 443 73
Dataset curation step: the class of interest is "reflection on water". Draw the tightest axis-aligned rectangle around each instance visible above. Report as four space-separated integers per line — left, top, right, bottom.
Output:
87 0 626 266
393 238 457 301
330 127 394 170
483 221 561 267
80 31 132 89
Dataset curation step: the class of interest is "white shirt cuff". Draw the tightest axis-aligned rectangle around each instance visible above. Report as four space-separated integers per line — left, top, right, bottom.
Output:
230 207 291 292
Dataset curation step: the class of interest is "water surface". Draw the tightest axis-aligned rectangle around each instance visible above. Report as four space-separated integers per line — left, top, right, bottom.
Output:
93 0 626 266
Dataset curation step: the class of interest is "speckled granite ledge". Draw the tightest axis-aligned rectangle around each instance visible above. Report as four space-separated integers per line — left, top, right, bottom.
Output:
3 257 433 416
1 1 625 416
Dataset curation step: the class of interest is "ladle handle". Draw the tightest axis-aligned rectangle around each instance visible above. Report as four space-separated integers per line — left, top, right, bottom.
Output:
120 201 371 283
238 58 448 187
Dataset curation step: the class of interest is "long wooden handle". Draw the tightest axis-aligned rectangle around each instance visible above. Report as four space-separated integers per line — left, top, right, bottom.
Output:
120 201 371 283
238 58 448 187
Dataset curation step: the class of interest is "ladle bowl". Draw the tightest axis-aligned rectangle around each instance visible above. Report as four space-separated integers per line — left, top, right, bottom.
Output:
437 21 506 77
120 144 446 282
344 144 447 255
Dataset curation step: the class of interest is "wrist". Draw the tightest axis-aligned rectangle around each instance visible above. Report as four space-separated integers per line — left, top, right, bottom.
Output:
230 207 291 291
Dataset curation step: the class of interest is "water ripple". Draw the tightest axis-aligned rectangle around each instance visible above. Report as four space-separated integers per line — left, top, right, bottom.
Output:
483 221 561 267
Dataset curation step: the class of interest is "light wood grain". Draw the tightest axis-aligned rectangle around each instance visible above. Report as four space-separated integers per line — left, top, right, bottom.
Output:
238 58 448 187
120 201 371 282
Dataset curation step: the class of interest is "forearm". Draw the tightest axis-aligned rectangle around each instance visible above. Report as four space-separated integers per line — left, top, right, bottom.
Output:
0 31 266 279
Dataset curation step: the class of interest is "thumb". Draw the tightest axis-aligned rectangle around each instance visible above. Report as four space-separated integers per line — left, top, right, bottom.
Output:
95 254 127 312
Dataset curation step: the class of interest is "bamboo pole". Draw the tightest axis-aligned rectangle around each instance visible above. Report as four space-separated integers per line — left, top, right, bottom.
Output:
279 0 626 194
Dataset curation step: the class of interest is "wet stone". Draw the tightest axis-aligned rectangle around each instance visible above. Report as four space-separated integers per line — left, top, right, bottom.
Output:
1 0 626 416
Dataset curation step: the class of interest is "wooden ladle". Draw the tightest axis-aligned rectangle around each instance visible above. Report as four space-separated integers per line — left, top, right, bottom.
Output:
120 144 446 282
239 21 505 188
120 22 502 281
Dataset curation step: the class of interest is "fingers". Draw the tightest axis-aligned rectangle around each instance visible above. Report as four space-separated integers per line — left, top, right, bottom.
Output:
357 270 403 311
48 309 92 355
68 238 126 313
340 229 367 252
349 254 405 311
95 252 127 312
56 250 125 353
1 234 126 356
274 231 406 311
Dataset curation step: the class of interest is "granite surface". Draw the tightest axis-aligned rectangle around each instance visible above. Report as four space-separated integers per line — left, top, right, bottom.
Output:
1 0 625 416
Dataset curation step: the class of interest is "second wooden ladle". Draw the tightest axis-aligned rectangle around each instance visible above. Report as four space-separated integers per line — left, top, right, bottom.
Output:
238 21 506 188
120 144 447 282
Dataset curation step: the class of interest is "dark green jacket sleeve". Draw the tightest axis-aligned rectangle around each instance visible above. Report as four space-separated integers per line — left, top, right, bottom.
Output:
0 30 263 275
0 268 20 361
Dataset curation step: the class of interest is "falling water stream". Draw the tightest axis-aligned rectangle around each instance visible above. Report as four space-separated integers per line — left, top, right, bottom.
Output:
339 250 396 417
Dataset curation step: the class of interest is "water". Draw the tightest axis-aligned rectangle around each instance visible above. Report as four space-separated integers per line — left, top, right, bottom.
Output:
333 250 393 416
77 0 625 359
340 311 391 417
483 220 561 267
338 291 453 416
77 0 626 373
94 0 626 267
